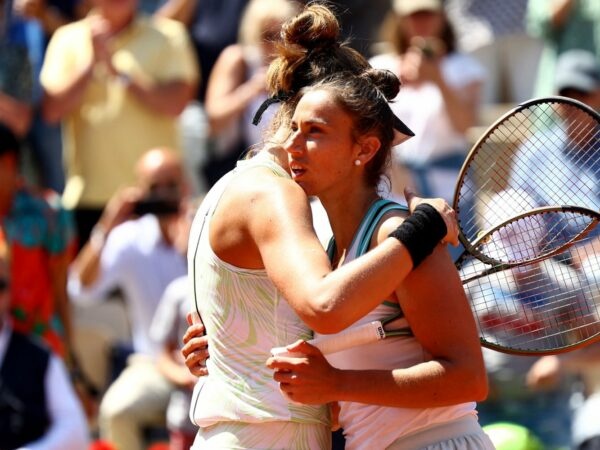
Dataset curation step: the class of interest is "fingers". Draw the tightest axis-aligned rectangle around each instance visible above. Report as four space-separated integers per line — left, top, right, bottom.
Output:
404 186 421 212
285 339 321 356
182 323 205 345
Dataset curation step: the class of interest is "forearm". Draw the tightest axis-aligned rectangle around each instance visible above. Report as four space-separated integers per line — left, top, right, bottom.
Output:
127 79 195 117
0 93 33 136
292 238 414 334
70 243 102 287
333 359 487 408
42 63 94 123
206 81 262 134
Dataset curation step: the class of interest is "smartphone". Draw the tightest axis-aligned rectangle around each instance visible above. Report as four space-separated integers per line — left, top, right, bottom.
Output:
133 197 180 216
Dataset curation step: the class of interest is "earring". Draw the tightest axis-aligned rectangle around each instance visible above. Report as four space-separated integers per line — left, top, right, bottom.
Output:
354 159 361 166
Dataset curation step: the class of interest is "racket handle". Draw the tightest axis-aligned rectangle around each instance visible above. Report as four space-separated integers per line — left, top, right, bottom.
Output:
271 320 385 357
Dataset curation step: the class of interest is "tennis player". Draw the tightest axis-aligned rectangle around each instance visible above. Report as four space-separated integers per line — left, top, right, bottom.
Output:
267 71 492 449
186 4 471 449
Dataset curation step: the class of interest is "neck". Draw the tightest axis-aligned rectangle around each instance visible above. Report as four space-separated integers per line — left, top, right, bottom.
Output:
320 187 379 264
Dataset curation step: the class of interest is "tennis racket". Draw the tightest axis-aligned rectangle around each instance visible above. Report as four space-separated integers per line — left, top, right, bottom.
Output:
271 312 412 358
272 205 600 357
453 96 600 266
273 97 600 357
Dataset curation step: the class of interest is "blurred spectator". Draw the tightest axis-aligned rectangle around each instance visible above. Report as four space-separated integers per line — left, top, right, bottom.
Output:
527 0 600 97
370 0 484 252
150 276 197 450
0 226 89 450
477 349 577 449
68 147 189 450
527 344 600 450
327 0 393 58
0 124 76 359
200 0 299 188
445 0 543 105
0 1 34 138
39 0 198 246
10 0 85 195
148 197 198 450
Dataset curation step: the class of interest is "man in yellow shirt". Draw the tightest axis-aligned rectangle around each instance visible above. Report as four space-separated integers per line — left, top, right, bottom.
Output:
40 0 199 246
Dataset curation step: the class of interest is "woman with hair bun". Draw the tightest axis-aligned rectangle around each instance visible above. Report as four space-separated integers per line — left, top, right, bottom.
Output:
268 69 494 449
185 4 480 449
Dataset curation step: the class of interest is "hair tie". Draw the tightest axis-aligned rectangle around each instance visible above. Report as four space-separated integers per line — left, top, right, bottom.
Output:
252 91 292 125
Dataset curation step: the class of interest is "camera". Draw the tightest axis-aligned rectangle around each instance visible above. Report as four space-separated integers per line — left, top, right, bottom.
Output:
133 196 180 216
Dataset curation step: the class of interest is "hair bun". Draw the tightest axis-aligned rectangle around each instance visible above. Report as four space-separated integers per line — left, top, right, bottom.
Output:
281 4 340 52
361 68 401 101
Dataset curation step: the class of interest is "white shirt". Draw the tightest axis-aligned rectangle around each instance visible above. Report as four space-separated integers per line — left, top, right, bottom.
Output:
0 320 90 450
68 214 187 357
370 52 485 200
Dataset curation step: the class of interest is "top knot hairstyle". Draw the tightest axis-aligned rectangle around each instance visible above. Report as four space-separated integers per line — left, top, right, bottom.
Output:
252 3 370 126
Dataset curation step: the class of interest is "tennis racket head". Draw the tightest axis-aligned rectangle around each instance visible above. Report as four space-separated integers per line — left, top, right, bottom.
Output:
460 205 600 268
454 96 600 262
457 214 600 355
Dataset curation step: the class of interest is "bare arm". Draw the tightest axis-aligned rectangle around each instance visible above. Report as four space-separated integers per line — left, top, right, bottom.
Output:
221 170 452 334
41 63 94 123
126 79 196 117
204 45 266 135
269 244 487 407
69 187 140 287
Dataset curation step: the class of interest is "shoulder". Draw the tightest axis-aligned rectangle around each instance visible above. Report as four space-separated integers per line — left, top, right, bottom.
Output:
371 201 410 246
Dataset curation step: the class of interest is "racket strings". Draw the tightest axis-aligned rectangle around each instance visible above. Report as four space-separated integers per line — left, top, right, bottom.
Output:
457 101 600 246
460 231 600 352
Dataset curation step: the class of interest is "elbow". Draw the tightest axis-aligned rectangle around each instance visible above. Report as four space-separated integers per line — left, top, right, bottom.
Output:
460 359 489 402
301 304 350 335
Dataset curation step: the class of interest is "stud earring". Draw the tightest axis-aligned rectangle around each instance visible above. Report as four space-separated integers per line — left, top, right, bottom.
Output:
354 159 361 166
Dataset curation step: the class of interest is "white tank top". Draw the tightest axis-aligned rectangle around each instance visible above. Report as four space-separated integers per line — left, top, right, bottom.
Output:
317 199 477 450
188 153 329 428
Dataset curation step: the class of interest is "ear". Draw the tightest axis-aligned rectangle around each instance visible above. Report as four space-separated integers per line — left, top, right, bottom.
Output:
354 135 381 166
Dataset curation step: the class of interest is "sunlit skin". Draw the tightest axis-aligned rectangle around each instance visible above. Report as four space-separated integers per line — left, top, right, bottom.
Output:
285 89 384 252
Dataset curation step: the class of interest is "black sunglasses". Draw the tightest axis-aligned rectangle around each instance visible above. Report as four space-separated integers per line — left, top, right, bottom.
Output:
0 278 9 292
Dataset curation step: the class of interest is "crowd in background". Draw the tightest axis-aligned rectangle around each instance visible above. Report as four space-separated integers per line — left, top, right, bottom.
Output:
1 0 600 449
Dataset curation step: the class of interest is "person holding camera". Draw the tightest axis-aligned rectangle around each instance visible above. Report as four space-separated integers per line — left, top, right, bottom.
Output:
370 0 484 214
68 147 190 450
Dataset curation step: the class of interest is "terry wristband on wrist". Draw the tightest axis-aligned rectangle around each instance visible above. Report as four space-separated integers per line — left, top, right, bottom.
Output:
388 204 447 268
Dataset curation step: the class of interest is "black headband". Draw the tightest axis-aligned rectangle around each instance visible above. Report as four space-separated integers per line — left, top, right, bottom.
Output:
251 88 415 145
252 91 292 126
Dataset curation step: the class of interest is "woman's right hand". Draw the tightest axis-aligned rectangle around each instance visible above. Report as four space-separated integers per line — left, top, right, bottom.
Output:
404 187 459 246
181 312 209 377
